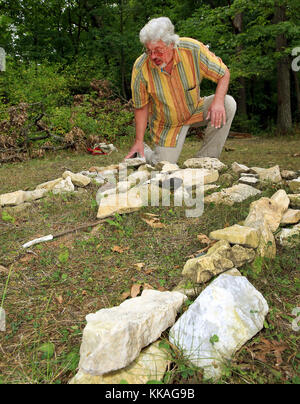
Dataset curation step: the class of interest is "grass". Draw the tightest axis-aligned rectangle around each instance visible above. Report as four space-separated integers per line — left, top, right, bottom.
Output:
0 134 300 384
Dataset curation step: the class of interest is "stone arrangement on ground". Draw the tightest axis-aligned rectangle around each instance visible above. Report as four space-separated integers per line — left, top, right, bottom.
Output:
1 153 300 383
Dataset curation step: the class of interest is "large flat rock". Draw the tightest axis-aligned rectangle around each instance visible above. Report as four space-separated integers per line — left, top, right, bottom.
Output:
69 341 169 384
78 290 187 375
169 274 268 380
204 184 261 206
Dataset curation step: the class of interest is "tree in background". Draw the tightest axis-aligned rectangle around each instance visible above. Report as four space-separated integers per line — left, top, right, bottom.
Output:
0 0 299 134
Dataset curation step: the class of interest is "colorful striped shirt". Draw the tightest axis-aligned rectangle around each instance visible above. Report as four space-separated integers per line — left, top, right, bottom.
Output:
131 37 227 147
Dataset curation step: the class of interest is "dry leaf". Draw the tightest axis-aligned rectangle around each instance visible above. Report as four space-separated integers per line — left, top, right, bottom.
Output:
0 265 9 273
131 283 142 298
56 295 63 304
143 283 154 290
142 218 165 228
134 263 145 271
112 245 129 253
121 291 131 301
19 254 35 263
197 234 212 245
142 213 159 217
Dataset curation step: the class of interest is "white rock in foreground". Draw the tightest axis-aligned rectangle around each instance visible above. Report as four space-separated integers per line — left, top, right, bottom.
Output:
169 274 268 380
70 341 169 384
78 290 187 375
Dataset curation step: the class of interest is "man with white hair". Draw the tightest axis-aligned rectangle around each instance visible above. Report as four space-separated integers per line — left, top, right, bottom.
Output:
125 17 236 165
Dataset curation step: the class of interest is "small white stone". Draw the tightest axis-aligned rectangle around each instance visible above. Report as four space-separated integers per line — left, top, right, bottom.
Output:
231 162 250 174
183 157 227 171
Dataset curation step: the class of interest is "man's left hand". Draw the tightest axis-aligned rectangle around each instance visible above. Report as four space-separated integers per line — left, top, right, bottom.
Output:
206 99 226 129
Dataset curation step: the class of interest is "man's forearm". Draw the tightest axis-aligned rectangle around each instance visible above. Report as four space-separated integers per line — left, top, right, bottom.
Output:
214 68 230 102
134 103 149 144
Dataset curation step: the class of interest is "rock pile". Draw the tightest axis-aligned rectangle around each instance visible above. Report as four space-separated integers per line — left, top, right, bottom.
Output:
1 155 299 382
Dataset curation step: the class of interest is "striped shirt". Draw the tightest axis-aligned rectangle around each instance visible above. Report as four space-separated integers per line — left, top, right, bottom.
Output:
131 37 227 147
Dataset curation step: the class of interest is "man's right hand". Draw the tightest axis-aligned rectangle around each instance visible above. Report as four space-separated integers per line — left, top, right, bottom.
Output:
124 141 145 159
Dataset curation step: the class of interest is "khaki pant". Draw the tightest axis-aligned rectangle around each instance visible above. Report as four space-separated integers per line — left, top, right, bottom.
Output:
144 94 237 165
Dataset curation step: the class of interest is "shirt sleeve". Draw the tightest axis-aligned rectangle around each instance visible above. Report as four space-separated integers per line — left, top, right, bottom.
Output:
198 42 227 83
131 59 150 109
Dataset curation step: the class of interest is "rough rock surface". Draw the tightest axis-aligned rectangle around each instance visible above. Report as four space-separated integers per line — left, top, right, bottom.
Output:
169 274 269 380
182 240 234 283
288 177 300 193
52 176 75 194
69 341 169 384
276 223 300 247
250 165 282 183
209 224 260 248
244 191 289 233
231 162 250 174
78 290 187 375
281 209 300 224
97 188 144 219
204 184 261 206
62 170 91 187
183 157 227 171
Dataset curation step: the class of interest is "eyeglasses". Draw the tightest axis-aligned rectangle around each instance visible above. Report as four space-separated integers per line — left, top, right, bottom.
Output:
144 47 169 56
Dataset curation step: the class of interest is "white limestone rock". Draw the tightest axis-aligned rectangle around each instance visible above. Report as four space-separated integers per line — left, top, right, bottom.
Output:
127 171 150 187
36 177 64 191
251 165 282 183
281 170 298 180
69 340 170 384
123 157 146 168
0 188 47 206
276 223 300 247
0 190 26 206
244 191 289 233
24 188 48 202
288 194 300 208
231 162 250 174
281 209 300 224
209 224 260 248
52 176 75 194
183 157 227 171
204 184 261 206
78 289 187 375
97 188 144 218
169 168 219 188
62 170 91 187
239 176 259 186
288 177 300 193
169 274 269 380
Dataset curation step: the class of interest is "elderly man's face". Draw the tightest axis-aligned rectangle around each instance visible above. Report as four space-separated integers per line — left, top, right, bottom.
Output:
145 40 174 68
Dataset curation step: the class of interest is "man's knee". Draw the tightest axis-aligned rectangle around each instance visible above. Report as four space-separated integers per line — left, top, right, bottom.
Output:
225 95 237 120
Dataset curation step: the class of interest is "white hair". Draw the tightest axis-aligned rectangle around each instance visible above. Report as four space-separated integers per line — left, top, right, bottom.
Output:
139 17 179 46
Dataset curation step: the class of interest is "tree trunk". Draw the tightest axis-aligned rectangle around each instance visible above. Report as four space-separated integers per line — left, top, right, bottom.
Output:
293 71 300 115
232 13 247 117
274 4 292 133
119 0 127 99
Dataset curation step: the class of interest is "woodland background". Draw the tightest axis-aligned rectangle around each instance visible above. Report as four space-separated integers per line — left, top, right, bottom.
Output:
0 0 300 162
